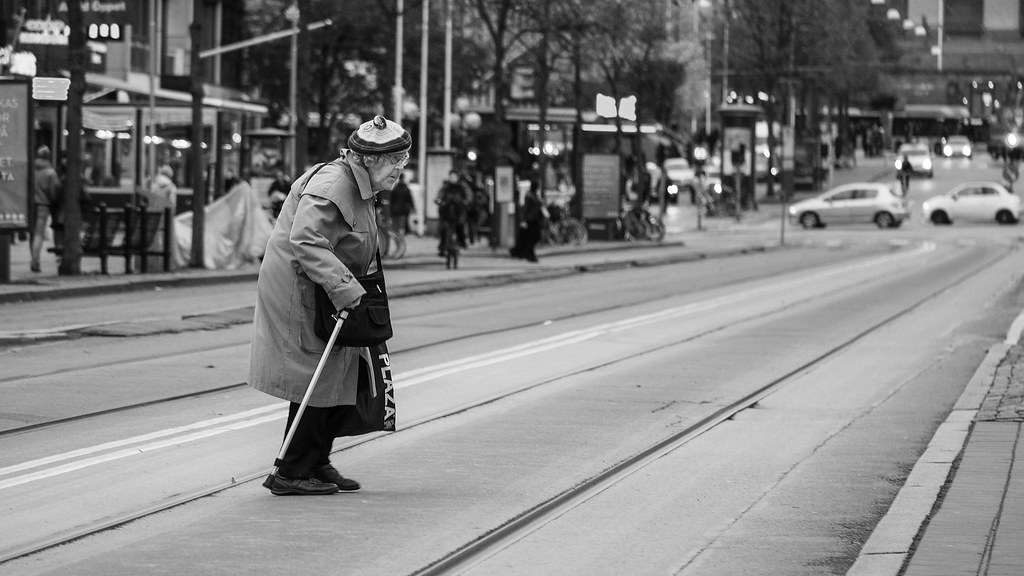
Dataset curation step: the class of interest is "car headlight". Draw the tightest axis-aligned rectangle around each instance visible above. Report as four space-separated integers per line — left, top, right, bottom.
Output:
922 158 932 169
1008 133 1019 148
895 159 903 169
943 145 952 156
667 184 678 195
963 146 971 156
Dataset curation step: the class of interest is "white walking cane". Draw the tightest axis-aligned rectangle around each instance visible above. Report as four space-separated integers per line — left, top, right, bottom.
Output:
262 310 349 488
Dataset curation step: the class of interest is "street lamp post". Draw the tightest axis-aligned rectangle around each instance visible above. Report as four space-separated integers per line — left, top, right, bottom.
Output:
285 4 300 178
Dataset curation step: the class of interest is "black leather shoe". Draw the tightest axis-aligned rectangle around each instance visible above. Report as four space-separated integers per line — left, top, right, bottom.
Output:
268 474 340 496
312 464 361 492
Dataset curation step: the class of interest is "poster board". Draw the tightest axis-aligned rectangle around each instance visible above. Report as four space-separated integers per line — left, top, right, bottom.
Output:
582 154 620 219
494 166 514 203
722 127 752 176
0 79 31 232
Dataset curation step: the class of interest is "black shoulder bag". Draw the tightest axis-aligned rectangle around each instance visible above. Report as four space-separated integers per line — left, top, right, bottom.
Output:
313 249 392 347
295 162 392 348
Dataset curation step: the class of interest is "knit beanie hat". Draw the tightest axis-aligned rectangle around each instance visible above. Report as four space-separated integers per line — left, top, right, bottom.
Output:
347 115 411 155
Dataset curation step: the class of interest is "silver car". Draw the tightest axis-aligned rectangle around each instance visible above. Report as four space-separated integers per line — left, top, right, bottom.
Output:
788 182 910 229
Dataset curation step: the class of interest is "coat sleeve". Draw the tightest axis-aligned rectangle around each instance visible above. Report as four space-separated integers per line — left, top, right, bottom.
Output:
289 194 366 311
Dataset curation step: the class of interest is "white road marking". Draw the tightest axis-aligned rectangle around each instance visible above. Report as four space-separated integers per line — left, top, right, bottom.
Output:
0 242 936 490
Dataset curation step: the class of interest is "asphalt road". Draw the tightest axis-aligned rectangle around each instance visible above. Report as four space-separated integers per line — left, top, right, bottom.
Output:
2 156 1023 575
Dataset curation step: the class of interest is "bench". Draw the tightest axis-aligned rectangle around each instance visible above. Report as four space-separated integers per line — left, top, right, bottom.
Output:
50 203 173 274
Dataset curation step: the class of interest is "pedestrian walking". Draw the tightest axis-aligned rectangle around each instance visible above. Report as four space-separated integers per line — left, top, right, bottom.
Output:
149 164 177 211
29 145 61 273
389 171 414 234
249 115 411 496
436 170 468 255
897 153 912 197
510 184 543 263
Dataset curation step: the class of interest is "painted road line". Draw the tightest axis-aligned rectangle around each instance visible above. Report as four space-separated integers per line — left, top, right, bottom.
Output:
0 242 936 490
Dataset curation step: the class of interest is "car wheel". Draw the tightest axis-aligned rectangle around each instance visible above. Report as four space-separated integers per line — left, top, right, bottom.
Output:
930 210 951 225
799 212 820 229
874 212 895 229
996 210 1018 225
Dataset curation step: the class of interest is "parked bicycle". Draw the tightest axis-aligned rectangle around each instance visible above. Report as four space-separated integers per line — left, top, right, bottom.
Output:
621 200 665 242
542 201 588 246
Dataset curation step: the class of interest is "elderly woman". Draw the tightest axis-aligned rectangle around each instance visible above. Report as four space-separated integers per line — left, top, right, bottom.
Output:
250 115 411 496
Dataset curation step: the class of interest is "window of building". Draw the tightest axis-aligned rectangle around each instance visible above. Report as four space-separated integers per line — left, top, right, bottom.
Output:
944 0 983 35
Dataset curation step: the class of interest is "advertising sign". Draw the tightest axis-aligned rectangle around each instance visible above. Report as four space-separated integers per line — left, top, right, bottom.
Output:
494 166 514 203
57 1 138 27
582 154 621 219
0 80 31 232
722 127 751 176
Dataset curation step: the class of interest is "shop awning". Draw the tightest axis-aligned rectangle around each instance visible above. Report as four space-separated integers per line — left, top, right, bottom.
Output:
85 72 269 115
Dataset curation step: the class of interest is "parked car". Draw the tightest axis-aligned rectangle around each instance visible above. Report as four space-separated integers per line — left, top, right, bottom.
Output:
922 181 1021 225
942 135 973 158
788 182 909 229
895 143 934 177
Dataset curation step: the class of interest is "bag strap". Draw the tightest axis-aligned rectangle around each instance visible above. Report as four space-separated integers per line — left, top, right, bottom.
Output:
302 161 385 276
299 162 329 193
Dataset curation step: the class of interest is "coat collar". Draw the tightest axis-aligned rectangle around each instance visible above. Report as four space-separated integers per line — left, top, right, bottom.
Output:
341 150 376 200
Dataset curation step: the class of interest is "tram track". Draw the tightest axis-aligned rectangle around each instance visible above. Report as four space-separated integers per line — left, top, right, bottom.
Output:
410 246 1015 576
0 241 1000 568
0 250 864 439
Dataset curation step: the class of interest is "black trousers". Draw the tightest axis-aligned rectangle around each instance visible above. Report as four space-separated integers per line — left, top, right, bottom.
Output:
277 403 352 478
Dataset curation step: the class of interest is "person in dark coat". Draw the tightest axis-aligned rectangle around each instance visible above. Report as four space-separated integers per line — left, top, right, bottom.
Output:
510 185 543 263
268 169 292 219
389 172 415 234
436 170 468 255
897 154 912 197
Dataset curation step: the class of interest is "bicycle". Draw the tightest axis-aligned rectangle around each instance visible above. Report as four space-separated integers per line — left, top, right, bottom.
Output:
621 201 665 242
542 201 588 246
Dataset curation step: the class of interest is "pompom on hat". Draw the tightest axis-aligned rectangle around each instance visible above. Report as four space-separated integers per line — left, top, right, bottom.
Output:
348 115 411 155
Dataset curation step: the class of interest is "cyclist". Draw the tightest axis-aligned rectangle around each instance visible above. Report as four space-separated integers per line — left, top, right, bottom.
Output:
897 154 912 197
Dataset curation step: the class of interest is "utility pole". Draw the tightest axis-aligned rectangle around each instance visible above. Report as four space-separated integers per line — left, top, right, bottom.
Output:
60 0 85 275
442 0 452 150
417 0 429 238
394 0 404 126
189 0 205 268
286 3 299 177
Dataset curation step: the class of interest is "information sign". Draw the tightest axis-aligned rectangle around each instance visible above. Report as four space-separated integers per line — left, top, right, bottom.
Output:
0 80 31 232
582 154 621 219
494 166 514 203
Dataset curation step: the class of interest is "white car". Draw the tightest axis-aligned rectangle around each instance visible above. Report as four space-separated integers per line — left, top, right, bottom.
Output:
895 143 934 177
788 182 909 229
942 135 972 158
662 157 700 201
922 182 1021 225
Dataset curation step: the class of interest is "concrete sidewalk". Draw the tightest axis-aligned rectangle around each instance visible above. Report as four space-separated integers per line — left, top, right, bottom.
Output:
848 334 1024 576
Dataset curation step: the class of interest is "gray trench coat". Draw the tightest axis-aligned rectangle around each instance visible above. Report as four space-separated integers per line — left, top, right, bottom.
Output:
248 152 380 406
